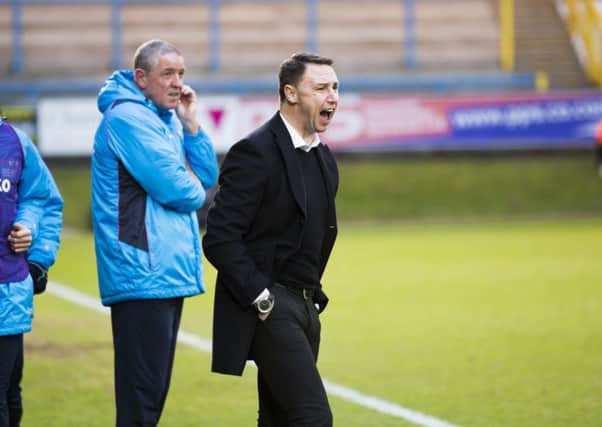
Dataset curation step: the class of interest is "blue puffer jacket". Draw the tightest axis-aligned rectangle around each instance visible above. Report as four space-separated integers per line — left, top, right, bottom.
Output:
0 119 63 336
92 70 218 306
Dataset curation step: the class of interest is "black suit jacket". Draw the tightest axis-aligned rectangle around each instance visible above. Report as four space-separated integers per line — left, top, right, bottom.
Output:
203 112 338 376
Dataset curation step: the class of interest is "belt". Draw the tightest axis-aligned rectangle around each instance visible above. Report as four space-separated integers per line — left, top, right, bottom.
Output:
274 282 316 300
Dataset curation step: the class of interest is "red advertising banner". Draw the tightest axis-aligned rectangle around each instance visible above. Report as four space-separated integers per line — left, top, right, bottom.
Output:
37 91 602 156
208 91 602 153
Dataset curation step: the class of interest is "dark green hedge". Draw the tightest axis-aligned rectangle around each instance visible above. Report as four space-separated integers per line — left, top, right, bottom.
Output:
336 153 602 221
49 152 602 230
0 106 35 122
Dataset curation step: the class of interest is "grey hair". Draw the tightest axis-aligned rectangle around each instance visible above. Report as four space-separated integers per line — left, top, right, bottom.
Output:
133 39 182 72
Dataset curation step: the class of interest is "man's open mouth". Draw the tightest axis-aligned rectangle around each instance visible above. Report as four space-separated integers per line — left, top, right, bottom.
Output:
320 108 335 119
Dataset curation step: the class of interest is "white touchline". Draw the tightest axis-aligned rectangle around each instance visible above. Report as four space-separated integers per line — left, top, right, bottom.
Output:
47 281 460 427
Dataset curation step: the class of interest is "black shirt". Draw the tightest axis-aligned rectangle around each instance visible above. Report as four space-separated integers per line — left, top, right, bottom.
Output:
276 148 328 290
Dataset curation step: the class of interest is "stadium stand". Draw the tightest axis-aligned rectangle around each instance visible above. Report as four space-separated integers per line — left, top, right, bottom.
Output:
514 0 591 88
2 0 502 78
121 3 211 72
413 0 500 72
1 0 502 78
0 0 592 92
0 3 11 77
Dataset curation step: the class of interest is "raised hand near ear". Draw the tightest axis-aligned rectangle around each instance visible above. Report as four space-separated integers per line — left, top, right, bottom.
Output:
176 84 200 135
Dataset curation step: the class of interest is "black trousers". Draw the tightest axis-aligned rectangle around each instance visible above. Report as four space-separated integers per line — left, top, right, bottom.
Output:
250 285 332 427
0 334 23 427
110 298 183 427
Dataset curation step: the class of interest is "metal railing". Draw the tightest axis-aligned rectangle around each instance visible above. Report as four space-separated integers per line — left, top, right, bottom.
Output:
499 0 515 71
563 0 602 86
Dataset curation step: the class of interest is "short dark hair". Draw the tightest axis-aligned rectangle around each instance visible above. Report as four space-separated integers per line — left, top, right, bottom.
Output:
278 53 334 102
133 39 181 73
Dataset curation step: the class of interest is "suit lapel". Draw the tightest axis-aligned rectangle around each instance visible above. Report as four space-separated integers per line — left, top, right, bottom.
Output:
270 113 307 218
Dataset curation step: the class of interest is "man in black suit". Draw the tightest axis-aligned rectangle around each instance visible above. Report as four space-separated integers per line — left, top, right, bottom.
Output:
203 53 339 426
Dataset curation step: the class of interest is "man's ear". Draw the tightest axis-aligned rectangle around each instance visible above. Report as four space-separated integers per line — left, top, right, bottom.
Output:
134 68 147 90
284 84 297 104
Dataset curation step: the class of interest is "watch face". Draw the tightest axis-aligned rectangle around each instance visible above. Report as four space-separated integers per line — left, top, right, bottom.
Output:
259 299 271 311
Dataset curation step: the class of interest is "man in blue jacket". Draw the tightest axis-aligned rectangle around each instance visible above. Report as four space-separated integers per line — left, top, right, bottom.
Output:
91 39 218 426
0 117 63 427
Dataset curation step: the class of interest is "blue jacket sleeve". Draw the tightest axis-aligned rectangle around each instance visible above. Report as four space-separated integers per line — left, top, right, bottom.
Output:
14 129 49 239
183 128 218 190
107 104 206 213
27 173 63 269
13 128 64 269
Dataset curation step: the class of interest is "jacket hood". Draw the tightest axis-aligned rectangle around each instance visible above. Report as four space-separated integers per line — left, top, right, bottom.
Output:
97 70 146 114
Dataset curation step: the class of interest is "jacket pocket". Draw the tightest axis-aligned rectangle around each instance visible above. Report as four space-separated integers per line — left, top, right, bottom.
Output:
116 240 151 278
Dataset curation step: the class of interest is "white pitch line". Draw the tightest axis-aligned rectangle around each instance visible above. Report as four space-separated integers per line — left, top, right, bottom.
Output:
47 281 460 427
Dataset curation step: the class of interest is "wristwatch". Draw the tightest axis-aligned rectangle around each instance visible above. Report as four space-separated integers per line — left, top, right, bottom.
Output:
255 292 275 314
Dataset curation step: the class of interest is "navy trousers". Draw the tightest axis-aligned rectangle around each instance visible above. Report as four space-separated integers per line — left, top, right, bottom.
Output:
110 298 183 427
0 334 23 427
250 285 332 427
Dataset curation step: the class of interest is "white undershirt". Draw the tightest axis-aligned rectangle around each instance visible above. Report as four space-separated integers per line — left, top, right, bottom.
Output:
279 112 320 152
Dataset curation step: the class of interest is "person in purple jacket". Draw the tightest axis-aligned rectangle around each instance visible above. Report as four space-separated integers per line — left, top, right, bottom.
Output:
0 116 63 427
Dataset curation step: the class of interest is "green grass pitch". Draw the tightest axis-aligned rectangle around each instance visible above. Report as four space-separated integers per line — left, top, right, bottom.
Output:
21 218 602 426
